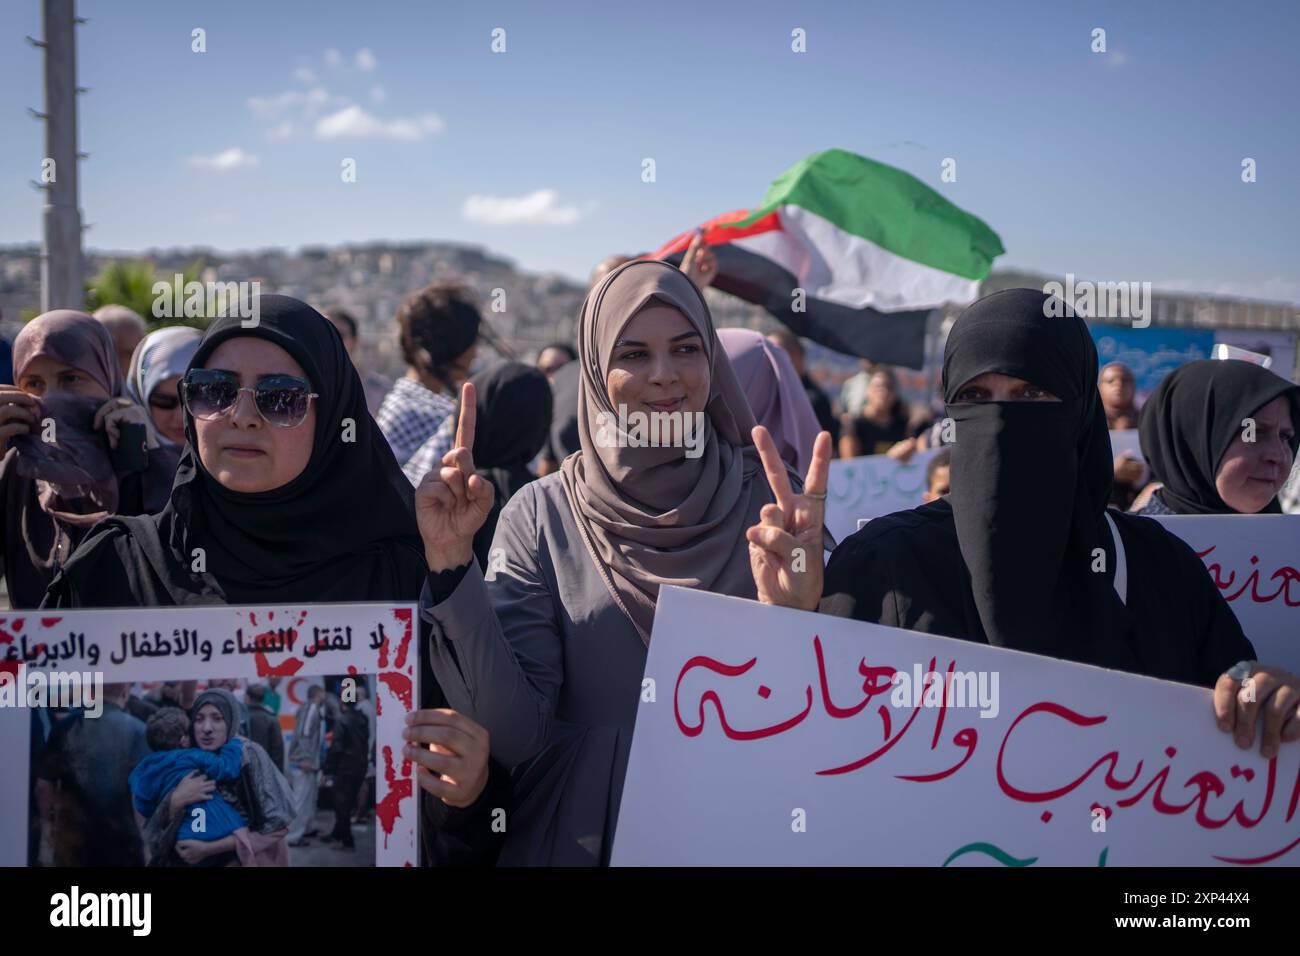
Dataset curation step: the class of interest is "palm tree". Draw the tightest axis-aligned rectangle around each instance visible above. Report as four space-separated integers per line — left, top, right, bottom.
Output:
84 259 209 330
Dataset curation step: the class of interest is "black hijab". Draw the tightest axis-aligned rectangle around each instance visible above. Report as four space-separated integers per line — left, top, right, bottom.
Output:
943 288 1134 667
55 296 428 605
1139 359 1300 515
469 361 552 569
472 361 553 500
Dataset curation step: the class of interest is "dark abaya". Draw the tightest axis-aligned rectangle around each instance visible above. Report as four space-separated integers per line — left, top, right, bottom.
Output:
1138 359 1300 515
467 361 552 570
820 289 1254 687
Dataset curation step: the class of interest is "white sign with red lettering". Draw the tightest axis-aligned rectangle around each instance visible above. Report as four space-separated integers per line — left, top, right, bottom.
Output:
1154 515 1299 675
0 603 419 867
612 587 1299 866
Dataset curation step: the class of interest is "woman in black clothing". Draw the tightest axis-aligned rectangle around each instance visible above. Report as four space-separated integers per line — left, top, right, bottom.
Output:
44 295 502 863
464 360 553 571
839 364 912 458
1136 358 1299 516
749 289 1300 760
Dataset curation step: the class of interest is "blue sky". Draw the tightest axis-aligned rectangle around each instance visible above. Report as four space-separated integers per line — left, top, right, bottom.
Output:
2 0 1297 299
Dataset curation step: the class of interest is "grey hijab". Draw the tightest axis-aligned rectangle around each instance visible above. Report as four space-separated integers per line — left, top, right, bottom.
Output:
558 260 768 643
125 326 203 445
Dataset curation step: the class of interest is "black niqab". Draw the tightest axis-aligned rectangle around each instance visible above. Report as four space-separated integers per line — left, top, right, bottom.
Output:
1139 359 1300 515
942 288 1132 666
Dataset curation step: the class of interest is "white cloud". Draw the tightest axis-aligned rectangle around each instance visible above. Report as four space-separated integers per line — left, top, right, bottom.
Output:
370 84 386 103
314 104 445 141
324 48 343 67
355 48 378 72
246 87 342 120
462 189 589 226
266 121 296 141
292 66 318 84
188 147 259 171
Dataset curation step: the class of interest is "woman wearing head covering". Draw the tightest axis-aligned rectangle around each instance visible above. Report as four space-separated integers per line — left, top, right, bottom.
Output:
1136 359 1299 516
718 327 821 475
415 259 832 865
457 360 552 571
136 687 295 867
43 295 501 866
750 289 1300 760
125 325 203 450
0 310 173 607
839 364 916 459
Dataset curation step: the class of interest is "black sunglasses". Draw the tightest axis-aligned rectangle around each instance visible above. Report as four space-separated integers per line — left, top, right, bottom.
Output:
181 369 318 428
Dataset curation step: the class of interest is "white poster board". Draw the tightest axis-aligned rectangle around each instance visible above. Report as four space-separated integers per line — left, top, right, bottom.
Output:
824 450 940 543
826 431 1144 543
0 603 419 867
1108 428 1143 462
613 587 1299 866
1154 515 1299 674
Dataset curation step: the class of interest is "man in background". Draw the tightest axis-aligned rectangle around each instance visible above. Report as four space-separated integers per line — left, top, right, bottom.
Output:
92 304 147 377
286 685 325 847
325 307 394 416
34 683 149 866
767 328 840 444
246 683 285 773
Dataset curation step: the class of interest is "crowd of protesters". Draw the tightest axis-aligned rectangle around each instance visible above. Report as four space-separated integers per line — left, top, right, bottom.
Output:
8 237 1300 867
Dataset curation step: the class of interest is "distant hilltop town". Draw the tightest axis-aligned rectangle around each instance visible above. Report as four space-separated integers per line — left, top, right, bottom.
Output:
1 241 1296 388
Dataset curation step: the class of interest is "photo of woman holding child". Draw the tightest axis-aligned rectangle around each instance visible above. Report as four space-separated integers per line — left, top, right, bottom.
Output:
130 688 294 867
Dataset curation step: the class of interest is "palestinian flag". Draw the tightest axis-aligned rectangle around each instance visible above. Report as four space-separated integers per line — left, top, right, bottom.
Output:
652 148 1004 369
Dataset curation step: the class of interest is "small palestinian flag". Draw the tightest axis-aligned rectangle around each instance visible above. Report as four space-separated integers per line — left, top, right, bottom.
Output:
652 148 1004 368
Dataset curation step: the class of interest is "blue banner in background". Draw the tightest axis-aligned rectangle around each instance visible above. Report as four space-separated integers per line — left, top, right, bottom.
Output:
1089 324 1215 397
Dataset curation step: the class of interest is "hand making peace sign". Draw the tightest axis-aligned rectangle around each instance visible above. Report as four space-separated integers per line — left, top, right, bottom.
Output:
746 426 833 611
414 381 496 573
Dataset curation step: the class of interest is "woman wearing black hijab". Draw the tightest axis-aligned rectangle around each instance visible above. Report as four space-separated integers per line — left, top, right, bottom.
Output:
1136 359 1299 516
463 361 553 571
749 289 1300 760
43 295 502 864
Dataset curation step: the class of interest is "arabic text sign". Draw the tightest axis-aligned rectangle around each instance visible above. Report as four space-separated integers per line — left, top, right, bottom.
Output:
827 431 1141 542
825 450 939 542
612 587 1299 866
1154 515 1299 675
0 603 419 867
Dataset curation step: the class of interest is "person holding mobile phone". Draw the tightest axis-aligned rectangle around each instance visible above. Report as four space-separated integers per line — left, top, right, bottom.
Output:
0 310 172 608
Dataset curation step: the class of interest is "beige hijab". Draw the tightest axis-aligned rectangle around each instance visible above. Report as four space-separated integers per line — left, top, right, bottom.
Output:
559 260 770 643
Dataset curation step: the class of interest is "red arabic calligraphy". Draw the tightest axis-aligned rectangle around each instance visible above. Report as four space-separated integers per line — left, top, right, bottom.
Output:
1197 546 1300 606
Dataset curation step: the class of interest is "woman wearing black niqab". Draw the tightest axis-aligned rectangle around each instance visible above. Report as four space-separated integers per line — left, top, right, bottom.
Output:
1137 359 1300 516
42 295 504 864
751 289 1300 758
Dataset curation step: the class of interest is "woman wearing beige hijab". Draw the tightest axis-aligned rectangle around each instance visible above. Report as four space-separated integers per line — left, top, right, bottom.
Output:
412 259 831 865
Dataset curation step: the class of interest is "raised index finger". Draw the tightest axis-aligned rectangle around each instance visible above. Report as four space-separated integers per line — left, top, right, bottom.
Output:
804 430 832 497
753 425 795 514
454 381 476 452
